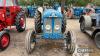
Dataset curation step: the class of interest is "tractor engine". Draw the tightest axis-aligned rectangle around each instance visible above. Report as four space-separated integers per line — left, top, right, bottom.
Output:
42 9 63 39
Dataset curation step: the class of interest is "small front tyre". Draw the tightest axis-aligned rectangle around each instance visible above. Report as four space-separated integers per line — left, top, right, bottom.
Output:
80 20 85 33
64 30 76 54
25 30 36 54
0 31 10 51
95 32 100 48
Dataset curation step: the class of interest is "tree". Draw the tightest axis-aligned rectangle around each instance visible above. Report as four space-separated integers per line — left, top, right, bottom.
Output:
18 0 26 6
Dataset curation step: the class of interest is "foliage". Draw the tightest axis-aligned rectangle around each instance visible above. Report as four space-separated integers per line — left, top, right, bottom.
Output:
18 0 100 6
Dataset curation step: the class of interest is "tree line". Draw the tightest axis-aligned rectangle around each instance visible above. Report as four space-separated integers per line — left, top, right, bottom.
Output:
18 0 100 6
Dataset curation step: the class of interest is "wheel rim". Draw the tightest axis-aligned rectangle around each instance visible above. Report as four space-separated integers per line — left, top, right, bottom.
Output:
1 34 9 48
95 34 100 48
20 17 26 29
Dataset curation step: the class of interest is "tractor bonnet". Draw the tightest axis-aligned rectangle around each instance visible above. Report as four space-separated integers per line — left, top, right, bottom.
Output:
42 9 63 18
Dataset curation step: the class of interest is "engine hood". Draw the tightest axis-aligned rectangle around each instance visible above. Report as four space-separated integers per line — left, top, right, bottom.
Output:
42 9 63 18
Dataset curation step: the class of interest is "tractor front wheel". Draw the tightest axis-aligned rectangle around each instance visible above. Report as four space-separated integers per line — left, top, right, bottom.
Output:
25 30 36 54
0 31 10 51
80 20 85 33
64 30 76 54
95 32 100 48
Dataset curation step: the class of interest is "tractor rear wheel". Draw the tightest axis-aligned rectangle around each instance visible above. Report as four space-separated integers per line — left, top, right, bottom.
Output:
0 31 10 51
62 14 66 33
35 11 42 33
16 13 26 32
64 30 76 54
95 32 100 48
25 30 36 54
62 21 66 33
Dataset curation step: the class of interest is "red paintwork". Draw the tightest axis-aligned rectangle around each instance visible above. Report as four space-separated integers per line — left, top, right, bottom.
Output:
20 17 24 27
0 0 21 31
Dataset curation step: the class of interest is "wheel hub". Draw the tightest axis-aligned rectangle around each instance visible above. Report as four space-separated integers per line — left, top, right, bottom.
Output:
30 42 35 49
1 34 9 47
20 17 25 28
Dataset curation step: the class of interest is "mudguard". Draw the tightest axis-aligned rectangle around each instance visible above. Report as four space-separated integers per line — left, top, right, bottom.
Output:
80 15 92 28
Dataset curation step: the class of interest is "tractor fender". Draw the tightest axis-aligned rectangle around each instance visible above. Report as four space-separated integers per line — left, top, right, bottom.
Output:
16 9 25 20
92 29 100 38
79 15 92 28
37 7 43 14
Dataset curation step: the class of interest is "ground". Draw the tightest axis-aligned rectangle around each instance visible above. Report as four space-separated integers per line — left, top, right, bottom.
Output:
0 18 100 56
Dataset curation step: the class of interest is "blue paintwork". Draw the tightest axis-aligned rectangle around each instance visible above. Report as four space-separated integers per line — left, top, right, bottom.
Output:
42 9 64 40
27 5 37 17
43 33 63 40
53 3 60 10
95 7 100 14
42 9 63 18
73 7 84 17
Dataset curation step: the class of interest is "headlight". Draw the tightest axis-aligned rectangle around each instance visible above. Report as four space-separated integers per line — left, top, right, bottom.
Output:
55 25 60 30
45 25 51 30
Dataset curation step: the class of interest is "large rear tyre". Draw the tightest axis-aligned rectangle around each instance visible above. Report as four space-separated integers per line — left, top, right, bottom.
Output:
64 30 76 54
62 13 66 33
25 30 36 54
95 32 100 48
0 31 10 51
16 12 26 32
35 11 42 33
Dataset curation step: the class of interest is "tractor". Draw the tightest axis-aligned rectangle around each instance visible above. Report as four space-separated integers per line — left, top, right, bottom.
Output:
79 8 100 48
0 0 26 50
73 7 84 19
95 7 100 14
25 2 76 54
27 5 37 17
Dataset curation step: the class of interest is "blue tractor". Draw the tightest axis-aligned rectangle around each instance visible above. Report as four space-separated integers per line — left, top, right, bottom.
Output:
95 7 100 14
27 5 37 17
25 6 76 54
73 7 84 19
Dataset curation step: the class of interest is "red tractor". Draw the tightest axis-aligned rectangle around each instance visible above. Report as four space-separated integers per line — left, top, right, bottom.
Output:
0 0 26 50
